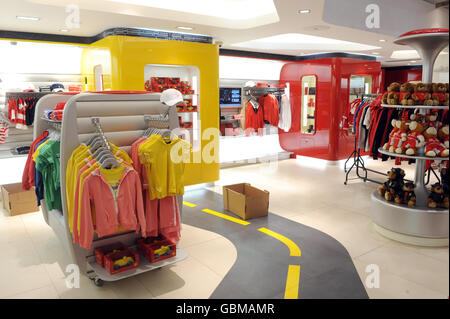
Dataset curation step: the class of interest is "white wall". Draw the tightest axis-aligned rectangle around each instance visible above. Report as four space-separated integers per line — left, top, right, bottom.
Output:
219 55 286 81
0 40 83 75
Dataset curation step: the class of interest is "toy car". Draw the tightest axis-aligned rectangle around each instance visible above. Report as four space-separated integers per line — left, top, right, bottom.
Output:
113 256 134 270
153 245 172 259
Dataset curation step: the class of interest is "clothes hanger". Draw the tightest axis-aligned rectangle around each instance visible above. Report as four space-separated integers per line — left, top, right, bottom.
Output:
93 146 108 159
86 135 100 146
91 139 104 152
96 149 112 163
99 153 119 167
100 157 120 169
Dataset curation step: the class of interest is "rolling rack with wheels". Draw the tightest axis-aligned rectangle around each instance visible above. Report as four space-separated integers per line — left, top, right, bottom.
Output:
33 91 188 286
343 93 386 185
370 28 449 247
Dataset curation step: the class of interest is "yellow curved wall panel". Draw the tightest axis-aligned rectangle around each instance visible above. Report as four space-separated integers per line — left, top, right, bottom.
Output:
81 35 220 185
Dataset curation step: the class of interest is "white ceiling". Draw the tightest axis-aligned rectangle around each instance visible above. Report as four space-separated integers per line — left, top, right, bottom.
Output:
0 0 448 68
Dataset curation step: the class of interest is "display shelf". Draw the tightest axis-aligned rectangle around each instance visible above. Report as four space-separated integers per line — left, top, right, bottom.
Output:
41 117 62 124
370 28 449 247
378 148 449 161
381 104 449 110
87 247 187 282
371 191 448 240
41 117 62 130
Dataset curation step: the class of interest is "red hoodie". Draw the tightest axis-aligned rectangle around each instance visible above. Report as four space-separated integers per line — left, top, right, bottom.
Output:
22 131 49 190
79 166 146 249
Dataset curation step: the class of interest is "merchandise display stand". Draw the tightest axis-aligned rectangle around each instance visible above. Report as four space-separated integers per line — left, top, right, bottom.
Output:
344 94 385 185
370 28 449 247
34 92 187 286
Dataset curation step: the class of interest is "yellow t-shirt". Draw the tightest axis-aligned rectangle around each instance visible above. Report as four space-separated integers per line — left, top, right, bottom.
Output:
138 135 190 200
66 144 89 232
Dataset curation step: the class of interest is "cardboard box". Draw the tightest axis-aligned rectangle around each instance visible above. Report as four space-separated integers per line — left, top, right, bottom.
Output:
223 183 269 220
1 183 38 216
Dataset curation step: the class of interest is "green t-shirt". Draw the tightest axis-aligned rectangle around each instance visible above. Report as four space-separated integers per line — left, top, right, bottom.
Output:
35 140 62 211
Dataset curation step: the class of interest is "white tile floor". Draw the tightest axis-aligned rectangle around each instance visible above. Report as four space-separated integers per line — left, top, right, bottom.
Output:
0 205 236 299
208 157 449 299
0 157 448 299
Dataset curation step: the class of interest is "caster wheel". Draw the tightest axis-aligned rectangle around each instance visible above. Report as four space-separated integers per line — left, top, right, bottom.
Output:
344 182 347 185
94 278 104 287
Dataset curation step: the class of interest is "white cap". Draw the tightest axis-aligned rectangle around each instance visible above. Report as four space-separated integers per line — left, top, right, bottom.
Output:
160 89 184 106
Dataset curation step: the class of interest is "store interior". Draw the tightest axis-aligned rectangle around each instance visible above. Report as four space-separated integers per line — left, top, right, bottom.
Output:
0 0 449 299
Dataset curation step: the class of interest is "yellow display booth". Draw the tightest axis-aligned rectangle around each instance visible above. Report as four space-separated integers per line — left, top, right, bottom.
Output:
81 35 220 186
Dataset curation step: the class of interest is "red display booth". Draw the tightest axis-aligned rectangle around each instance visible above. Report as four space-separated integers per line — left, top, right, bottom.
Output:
381 66 422 91
279 54 382 161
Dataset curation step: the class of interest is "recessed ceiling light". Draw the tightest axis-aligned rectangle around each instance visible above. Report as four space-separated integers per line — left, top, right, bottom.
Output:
177 26 193 31
298 9 311 14
379 39 386 42
16 15 40 21
60 29 69 32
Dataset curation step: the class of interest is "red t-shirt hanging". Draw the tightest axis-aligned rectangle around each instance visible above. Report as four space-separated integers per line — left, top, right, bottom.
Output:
258 94 279 126
245 101 264 132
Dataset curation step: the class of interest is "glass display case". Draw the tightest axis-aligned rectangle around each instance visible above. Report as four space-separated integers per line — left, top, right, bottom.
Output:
300 75 317 134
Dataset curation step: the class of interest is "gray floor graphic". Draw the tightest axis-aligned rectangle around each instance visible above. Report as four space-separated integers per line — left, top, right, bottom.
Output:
182 189 369 299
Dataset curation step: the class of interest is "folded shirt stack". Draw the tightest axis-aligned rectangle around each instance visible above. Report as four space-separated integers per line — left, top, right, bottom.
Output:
42 102 66 121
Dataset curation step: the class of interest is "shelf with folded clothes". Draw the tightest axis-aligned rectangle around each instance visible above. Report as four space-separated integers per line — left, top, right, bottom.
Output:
381 104 449 110
41 117 62 124
378 148 449 161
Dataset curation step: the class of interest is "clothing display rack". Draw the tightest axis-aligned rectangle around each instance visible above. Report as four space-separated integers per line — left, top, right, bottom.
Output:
344 93 385 185
34 92 187 286
5 91 54 100
370 29 449 247
243 86 285 98
0 91 57 158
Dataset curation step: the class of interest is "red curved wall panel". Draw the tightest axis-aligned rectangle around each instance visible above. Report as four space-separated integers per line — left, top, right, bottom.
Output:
279 57 381 161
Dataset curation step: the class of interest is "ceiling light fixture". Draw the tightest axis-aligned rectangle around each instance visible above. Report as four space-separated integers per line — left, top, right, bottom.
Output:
410 60 417 63
232 33 381 51
60 29 69 32
372 52 379 55
391 50 420 59
379 39 386 42
176 26 193 30
16 15 40 21
298 9 311 14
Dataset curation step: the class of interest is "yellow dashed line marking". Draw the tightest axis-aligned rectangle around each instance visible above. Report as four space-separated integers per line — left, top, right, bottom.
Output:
202 209 250 226
257 227 301 257
183 201 197 207
284 265 301 299
186 202 301 299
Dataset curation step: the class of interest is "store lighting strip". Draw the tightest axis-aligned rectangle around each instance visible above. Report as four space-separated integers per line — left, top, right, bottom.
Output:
16 16 40 21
